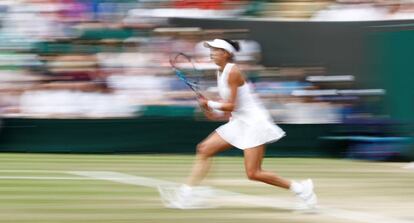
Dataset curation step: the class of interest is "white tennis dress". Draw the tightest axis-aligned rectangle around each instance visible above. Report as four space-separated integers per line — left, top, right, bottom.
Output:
215 63 286 149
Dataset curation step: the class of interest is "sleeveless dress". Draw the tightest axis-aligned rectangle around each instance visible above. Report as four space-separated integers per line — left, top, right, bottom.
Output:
215 63 286 149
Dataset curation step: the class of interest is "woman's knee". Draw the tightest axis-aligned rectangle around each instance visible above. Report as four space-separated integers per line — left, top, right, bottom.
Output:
246 169 261 181
196 142 212 158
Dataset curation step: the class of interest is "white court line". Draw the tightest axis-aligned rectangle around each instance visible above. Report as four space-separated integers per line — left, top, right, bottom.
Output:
403 162 414 169
68 171 412 223
0 176 89 180
67 171 297 209
0 170 66 173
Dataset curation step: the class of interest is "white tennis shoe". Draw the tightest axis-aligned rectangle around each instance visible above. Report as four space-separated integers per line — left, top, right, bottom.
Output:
295 179 318 209
158 184 214 209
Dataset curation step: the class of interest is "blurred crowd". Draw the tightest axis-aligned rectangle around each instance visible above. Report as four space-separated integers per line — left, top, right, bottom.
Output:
104 0 414 21
0 0 394 123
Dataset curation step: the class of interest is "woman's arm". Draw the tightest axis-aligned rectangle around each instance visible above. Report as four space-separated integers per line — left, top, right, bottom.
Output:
198 97 231 121
204 108 232 121
207 65 245 112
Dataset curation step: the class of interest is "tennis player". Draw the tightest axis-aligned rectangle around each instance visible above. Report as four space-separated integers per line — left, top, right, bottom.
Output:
172 38 317 209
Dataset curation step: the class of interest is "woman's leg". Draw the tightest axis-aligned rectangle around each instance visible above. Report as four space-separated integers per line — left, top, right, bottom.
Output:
186 131 232 186
243 145 291 189
243 145 317 207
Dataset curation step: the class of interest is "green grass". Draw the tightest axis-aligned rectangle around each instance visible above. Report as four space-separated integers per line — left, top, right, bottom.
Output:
0 153 413 223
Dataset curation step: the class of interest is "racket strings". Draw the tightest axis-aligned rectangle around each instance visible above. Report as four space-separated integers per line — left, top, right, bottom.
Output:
170 53 208 99
171 53 204 89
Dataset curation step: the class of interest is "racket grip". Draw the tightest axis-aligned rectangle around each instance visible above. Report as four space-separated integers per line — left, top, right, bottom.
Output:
196 93 205 99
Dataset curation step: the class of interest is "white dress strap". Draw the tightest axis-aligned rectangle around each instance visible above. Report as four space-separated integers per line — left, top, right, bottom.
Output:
217 63 235 100
221 63 234 81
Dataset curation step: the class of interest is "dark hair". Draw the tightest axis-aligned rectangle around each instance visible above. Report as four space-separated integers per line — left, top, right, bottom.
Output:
222 39 240 52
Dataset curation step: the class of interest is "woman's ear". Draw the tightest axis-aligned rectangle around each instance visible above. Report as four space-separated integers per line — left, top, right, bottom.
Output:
225 51 232 59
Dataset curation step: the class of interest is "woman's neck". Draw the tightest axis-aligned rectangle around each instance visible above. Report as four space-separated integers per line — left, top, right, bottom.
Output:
218 62 229 72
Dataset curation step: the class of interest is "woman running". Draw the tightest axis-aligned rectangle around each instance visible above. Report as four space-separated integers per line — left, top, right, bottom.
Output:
171 38 317 209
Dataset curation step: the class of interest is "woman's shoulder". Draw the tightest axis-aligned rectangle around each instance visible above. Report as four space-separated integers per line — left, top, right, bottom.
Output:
229 63 244 75
228 63 240 72
227 63 245 86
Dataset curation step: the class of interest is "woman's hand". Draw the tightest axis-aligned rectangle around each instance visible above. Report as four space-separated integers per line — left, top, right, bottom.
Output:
204 110 217 120
198 97 209 111
203 109 232 121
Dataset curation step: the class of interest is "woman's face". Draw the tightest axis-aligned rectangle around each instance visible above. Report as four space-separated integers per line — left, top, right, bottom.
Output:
210 48 230 65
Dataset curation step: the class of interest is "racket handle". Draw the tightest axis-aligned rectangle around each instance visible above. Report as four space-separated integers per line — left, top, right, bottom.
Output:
196 93 205 99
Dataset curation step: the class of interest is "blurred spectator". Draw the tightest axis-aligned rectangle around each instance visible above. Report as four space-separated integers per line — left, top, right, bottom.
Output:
124 0 246 24
311 0 387 21
0 0 69 41
384 1 414 20
19 88 136 117
59 0 90 22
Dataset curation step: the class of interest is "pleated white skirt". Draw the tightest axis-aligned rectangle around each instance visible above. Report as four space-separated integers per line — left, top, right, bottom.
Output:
216 118 286 150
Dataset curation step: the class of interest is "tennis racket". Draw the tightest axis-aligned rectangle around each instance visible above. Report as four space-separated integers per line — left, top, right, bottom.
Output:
169 52 205 99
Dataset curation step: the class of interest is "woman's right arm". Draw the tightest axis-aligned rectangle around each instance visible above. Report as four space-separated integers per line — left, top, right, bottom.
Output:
204 109 231 121
198 97 231 121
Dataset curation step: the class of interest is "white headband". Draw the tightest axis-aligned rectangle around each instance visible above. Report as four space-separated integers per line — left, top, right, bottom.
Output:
203 39 236 55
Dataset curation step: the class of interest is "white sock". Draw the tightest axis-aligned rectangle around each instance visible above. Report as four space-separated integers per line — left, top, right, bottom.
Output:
290 181 303 194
